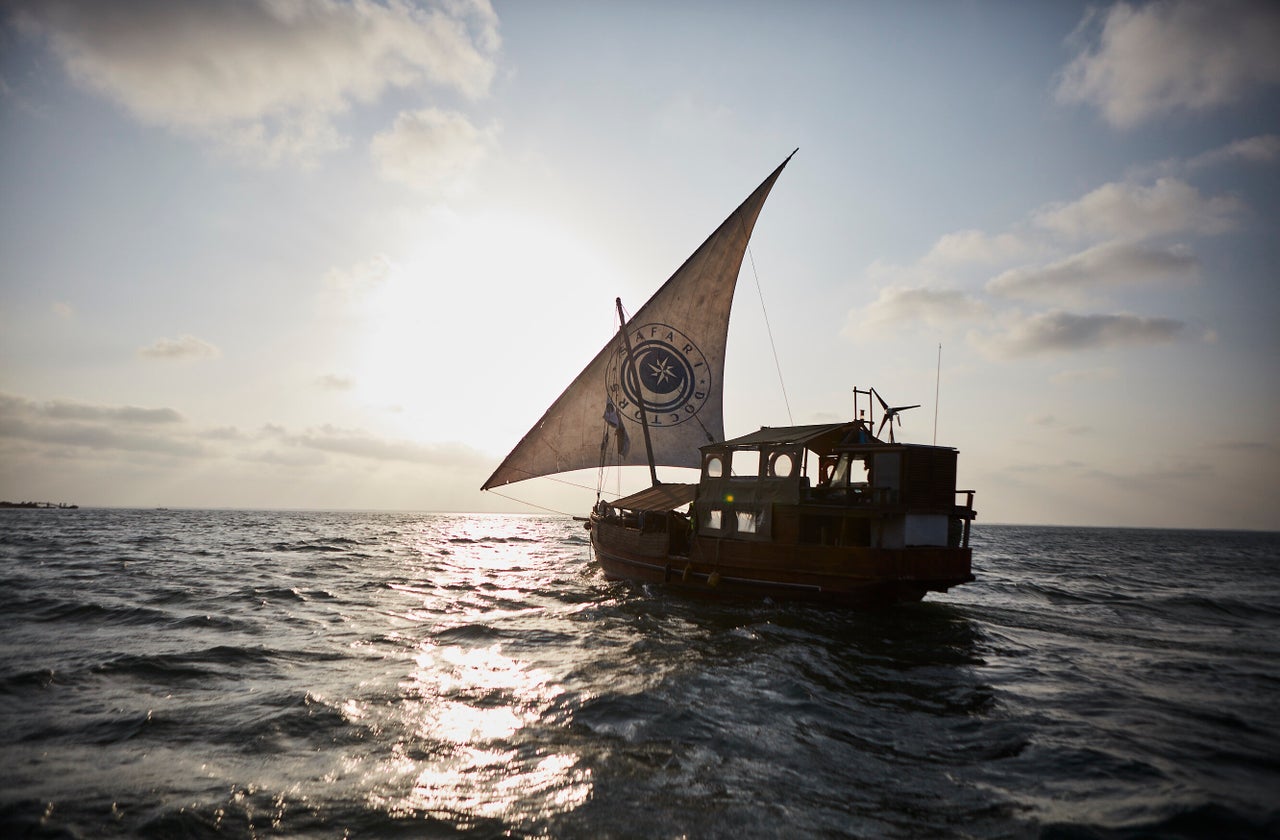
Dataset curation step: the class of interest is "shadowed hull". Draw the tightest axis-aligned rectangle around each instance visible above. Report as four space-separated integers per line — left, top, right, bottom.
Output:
589 516 973 608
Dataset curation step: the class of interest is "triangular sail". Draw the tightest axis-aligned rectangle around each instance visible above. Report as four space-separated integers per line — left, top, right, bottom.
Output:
481 153 794 490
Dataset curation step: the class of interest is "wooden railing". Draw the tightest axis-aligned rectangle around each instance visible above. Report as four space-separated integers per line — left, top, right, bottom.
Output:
956 490 976 547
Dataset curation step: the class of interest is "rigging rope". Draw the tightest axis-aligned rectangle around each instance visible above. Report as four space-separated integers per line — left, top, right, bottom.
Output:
484 470 622 517
745 243 794 424
545 474 620 495
483 489 576 517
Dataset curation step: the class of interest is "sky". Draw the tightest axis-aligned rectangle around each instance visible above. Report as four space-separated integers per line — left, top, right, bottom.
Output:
1 0 1277 529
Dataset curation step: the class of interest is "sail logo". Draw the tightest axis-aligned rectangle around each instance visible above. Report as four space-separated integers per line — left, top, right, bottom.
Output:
606 323 709 427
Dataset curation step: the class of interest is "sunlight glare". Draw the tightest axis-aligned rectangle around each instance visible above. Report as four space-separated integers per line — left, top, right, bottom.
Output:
349 210 616 444
364 638 589 823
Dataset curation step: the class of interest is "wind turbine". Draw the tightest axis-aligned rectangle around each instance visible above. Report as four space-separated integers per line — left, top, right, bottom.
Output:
870 388 920 443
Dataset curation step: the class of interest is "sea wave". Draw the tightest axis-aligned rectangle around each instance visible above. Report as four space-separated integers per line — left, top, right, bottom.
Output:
0 511 1277 838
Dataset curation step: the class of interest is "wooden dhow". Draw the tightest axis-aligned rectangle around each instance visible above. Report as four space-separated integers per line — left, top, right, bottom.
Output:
483 152 976 607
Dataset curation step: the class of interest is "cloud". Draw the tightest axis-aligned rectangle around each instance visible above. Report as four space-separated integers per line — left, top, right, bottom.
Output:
42 400 183 424
1136 133 1280 180
976 310 1185 358
920 229 1036 267
987 240 1199 302
1049 366 1119 384
1211 440 1272 452
848 162 1247 360
1032 177 1242 241
0 391 485 473
138 334 221 360
316 374 354 391
202 426 245 441
295 425 485 467
1186 134 1280 170
846 142 1254 366
846 286 988 336
1086 460 1216 488
0 393 202 456
371 107 497 191
324 254 393 294
859 230 1039 291
1056 0 1280 128
1028 414 1094 435
8 0 501 166
241 448 327 468
231 424 485 471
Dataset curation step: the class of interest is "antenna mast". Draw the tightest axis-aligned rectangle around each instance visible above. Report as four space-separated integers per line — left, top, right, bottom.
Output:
933 343 941 446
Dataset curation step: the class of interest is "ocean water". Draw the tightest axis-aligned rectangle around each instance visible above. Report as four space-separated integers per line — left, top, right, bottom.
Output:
1 510 1277 839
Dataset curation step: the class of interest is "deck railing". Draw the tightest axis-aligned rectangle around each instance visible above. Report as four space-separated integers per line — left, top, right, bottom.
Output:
956 490 976 547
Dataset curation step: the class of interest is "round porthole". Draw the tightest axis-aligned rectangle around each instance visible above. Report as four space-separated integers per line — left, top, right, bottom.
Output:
705 455 724 478
769 452 793 477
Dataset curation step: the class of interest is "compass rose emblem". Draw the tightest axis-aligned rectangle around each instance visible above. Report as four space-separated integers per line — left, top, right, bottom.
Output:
605 323 710 427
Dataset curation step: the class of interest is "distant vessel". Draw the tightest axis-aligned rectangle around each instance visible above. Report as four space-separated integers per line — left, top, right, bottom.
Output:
0 501 79 509
483 153 976 607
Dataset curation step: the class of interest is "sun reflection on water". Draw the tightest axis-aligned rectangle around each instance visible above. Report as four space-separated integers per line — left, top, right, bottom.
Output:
356 526 593 827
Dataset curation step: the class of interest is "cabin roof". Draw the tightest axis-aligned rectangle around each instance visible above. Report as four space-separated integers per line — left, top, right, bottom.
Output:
707 422 853 450
611 482 698 511
704 422 958 456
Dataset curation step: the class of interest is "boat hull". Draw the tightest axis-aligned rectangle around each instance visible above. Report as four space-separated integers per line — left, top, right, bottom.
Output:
589 515 973 608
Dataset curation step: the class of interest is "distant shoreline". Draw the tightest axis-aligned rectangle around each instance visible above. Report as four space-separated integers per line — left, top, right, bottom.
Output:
0 501 79 509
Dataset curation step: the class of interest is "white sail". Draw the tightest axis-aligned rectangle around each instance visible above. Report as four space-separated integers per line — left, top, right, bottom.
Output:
482 153 794 490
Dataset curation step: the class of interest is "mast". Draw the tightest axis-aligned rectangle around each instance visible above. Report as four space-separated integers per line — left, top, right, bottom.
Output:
480 152 793 492
616 297 660 487
933 343 941 446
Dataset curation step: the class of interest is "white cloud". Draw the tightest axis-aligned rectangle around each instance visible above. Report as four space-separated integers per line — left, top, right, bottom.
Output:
202 426 245 441
42 401 183 424
847 286 988 337
371 107 496 191
849 165 1245 361
1027 414 1094 436
1211 440 1272 453
1186 134 1280 170
324 254 394 294
1032 177 1241 241
0 393 202 456
987 240 1199 302
9 0 501 166
0 390 486 476
975 310 1185 358
860 230 1038 292
1056 0 1280 128
921 229 1036 267
218 109 349 168
138 334 221 360
316 374 355 391
1137 134 1280 180
241 447 328 468
294 425 486 468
